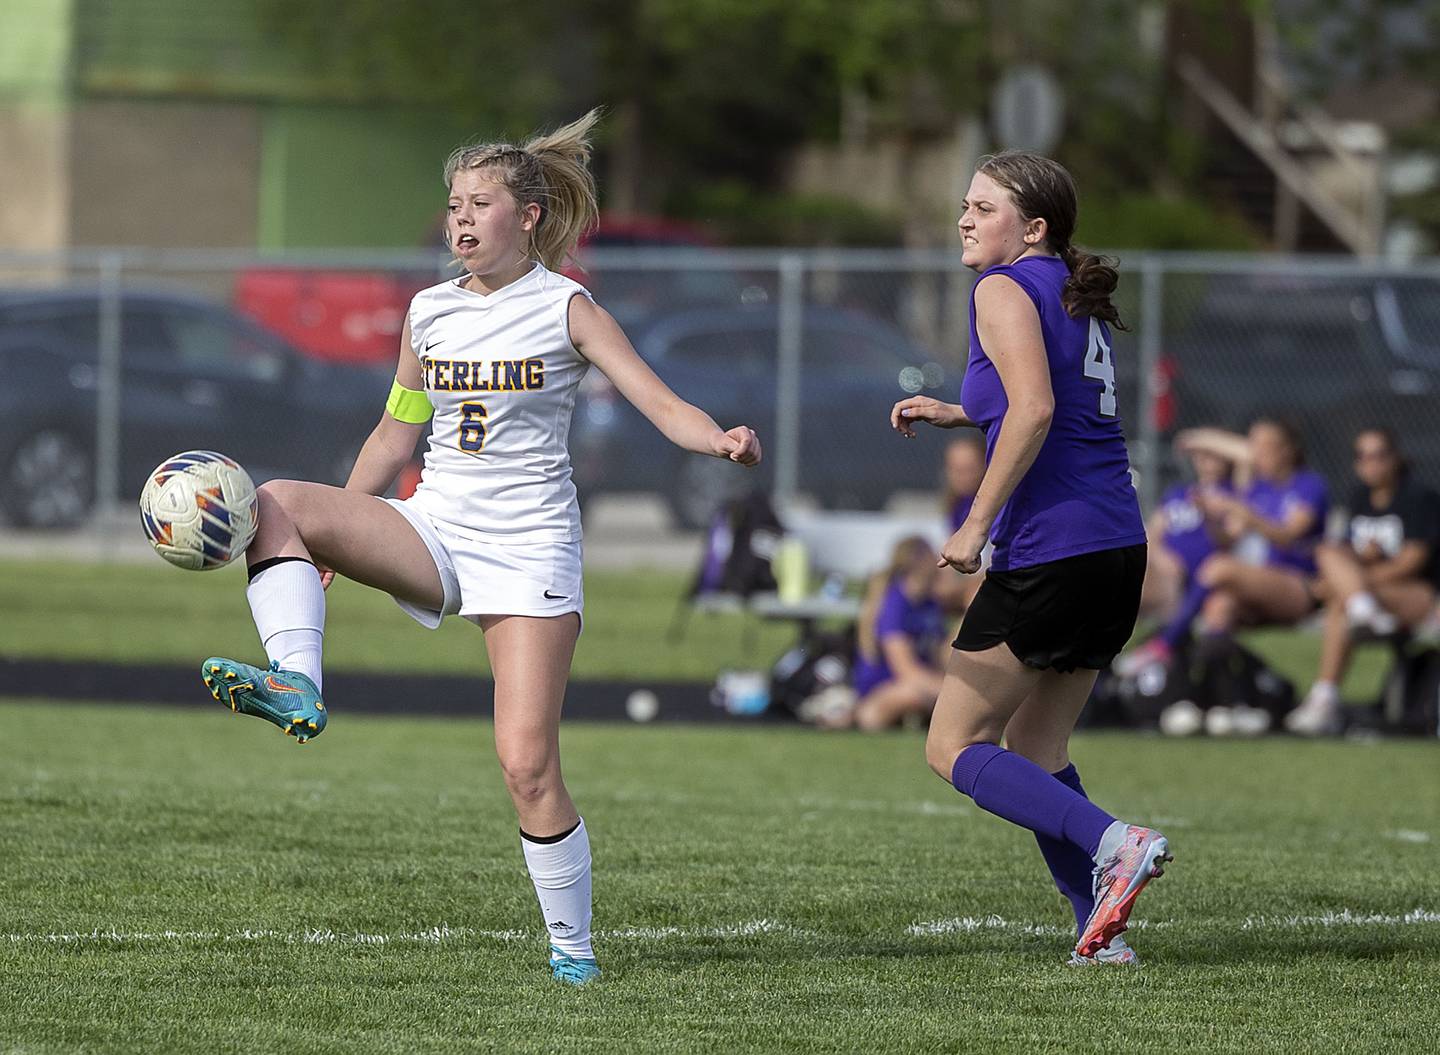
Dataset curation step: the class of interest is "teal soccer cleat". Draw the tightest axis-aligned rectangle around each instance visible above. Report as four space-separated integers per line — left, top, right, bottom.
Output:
549 945 601 985
202 657 327 743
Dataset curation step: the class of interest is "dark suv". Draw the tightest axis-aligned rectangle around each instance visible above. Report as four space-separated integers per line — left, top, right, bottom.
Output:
0 289 390 527
1162 273 1440 488
569 305 953 528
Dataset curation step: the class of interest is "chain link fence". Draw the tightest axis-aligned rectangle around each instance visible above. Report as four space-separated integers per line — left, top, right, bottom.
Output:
1 248 1438 550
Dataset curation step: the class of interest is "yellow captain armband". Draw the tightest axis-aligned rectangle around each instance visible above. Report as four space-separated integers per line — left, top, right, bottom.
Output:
386 380 434 424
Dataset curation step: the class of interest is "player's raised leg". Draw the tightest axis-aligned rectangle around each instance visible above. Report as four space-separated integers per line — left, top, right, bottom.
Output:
203 481 445 741
479 611 599 985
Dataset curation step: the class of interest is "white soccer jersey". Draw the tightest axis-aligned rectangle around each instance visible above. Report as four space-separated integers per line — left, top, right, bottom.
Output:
404 263 592 542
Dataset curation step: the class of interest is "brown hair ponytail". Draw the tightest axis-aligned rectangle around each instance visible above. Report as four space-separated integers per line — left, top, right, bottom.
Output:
978 151 1128 331
1058 243 1126 331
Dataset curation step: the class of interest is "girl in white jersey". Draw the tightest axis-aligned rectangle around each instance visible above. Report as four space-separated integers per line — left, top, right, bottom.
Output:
200 110 761 985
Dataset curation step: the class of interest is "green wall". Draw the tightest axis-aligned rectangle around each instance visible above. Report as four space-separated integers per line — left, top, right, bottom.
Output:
0 0 73 96
258 105 488 249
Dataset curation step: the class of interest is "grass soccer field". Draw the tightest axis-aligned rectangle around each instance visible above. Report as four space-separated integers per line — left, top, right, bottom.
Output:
0 559 1396 699
2 702 1437 1053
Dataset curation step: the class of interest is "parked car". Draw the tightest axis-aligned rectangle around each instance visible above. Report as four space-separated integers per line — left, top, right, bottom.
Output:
570 305 953 528
233 269 426 365
566 216 769 334
1160 273 1440 489
0 289 391 528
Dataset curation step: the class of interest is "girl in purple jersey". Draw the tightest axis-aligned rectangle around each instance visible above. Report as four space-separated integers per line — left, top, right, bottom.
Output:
1163 422 1328 645
843 537 948 731
1139 446 1236 619
890 152 1169 965
1118 444 1239 674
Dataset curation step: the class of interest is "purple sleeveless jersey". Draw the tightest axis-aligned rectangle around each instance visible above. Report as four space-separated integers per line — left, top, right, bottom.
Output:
960 255 1145 571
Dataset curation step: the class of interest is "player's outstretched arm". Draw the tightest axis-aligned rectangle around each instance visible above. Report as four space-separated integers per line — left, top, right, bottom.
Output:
569 295 761 466
889 395 973 437
346 317 429 494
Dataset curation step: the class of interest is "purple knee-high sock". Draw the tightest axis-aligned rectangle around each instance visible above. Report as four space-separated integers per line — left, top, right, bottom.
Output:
1034 764 1096 934
1158 578 1210 649
951 743 1115 858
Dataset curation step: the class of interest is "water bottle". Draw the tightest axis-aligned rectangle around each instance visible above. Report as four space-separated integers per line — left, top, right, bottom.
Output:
774 536 809 603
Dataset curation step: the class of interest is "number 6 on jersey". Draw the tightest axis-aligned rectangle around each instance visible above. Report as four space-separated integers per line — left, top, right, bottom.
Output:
1083 317 1117 418
459 401 488 453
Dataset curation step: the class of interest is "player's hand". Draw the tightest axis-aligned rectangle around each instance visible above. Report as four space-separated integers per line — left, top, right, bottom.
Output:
318 564 335 590
890 396 964 437
715 426 762 466
1197 489 1242 520
939 520 987 575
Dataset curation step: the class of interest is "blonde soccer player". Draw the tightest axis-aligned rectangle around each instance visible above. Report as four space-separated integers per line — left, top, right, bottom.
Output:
200 110 761 985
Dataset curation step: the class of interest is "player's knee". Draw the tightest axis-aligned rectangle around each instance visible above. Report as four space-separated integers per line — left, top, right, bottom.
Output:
924 730 970 781
497 746 560 804
255 479 307 518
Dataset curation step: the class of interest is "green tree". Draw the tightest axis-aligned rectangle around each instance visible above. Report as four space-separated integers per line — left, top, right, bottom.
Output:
258 0 1194 245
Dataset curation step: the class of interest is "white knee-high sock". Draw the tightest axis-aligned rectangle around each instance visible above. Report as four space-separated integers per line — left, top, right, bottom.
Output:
520 819 593 960
245 558 325 691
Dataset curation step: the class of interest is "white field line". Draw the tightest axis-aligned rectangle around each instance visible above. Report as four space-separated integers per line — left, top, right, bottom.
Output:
907 908 1440 937
1385 829 1431 844
1237 908 1440 930
2 919 803 947
905 916 1075 938
7 911 1437 949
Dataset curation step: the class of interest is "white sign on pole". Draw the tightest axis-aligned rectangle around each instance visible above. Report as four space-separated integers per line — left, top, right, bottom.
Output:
991 65 1065 154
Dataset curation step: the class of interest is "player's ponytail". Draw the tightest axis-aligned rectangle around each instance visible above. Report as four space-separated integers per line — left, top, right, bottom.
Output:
522 109 601 272
977 151 1128 331
1057 243 1126 331
443 108 601 272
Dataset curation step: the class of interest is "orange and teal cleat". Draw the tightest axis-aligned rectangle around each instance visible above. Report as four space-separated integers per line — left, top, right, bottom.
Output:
1076 825 1171 959
201 657 326 744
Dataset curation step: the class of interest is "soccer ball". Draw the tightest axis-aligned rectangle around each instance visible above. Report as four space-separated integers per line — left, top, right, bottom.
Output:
139 450 259 570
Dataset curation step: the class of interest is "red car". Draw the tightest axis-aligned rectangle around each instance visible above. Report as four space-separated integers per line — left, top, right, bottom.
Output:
232 215 724 366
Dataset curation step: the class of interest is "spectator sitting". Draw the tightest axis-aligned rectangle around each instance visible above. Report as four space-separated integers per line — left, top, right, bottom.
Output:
935 431 988 615
1127 419 1329 673
1286 427 1440 735
828 536 947 731
1137 441 1241 624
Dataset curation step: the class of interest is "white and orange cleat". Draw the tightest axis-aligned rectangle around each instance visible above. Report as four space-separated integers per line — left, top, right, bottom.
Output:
1076 824 1172 959
1067 933 1140 966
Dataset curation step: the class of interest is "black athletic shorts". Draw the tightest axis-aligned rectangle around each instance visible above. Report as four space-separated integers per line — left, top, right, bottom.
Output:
952 543 1147 673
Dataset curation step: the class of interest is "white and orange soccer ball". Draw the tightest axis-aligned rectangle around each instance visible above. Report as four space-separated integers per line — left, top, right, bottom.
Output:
139 450 259 570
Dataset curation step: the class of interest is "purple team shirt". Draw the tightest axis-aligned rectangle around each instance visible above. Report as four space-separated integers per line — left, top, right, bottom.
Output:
1241 470 1328 572
1160 481 1231 577
852 580 946 696
960 255 1145 571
